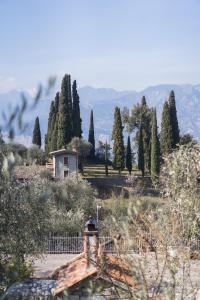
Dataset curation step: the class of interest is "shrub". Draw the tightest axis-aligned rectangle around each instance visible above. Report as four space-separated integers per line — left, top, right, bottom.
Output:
27 145 46 165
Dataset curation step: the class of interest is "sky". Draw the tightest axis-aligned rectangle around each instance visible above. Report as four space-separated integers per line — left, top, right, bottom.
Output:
0 0 200 92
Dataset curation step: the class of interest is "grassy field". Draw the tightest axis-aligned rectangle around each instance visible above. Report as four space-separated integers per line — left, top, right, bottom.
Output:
83 163 141 178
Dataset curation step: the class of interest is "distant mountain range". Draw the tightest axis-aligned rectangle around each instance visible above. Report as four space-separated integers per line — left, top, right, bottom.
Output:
0 83 200 146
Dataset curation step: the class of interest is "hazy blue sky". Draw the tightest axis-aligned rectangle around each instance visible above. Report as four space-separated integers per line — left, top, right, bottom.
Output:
0 0 200 92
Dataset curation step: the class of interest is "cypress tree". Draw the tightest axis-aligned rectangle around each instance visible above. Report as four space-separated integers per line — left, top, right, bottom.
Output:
112 107 125 174
140 96 151 173
141 95 147 106
168 90 180 148
151 109 160 183
54 92 59 114
126 136 132 175
57 74 73 148
88 110 95 160
45 101 55 154
0 129 4 145
50 92 59 151
105 141 109 176
32 116 41 148
138 121 144 176
51 114 59 151
72 80 82 138
160 101 173 156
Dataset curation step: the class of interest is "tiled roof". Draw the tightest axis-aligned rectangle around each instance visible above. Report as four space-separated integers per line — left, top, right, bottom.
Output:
49 252 136 296
50 253 97 295
13 165 47 180
49 149 77 156
103 255 136 287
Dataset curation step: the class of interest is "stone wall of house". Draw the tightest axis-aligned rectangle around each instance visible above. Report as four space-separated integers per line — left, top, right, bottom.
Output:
54 154 78 180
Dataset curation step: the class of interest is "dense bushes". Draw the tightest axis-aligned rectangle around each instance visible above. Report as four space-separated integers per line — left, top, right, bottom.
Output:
49 177 96 235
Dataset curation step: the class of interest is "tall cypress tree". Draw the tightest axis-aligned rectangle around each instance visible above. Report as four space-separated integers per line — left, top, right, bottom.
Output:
57 74 73 148
0 129 4 145
141 95 147 106
151 109 160 183
50 93 59 152
32 116 41 148
126 136 132 175
138 121 144 176
105 141 109 176
112 107 125 174
88 110 95 160
54 92 59 114
72 80 82 138
50 92 59 151
51 114 59 151
168 90 180 148
140 97 151 173
160 101 173 156
45 101 55 154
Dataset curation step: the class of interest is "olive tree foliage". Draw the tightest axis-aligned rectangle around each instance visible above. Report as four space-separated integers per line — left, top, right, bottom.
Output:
103 145 200 299
0 169 51 261
68 137 92 172
160 145 200 241
69 137 92 158
0 79 56 292
49 177 96 218
27 145 46 165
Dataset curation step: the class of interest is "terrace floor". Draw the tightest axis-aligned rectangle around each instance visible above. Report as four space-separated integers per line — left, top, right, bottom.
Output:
32 254 76 278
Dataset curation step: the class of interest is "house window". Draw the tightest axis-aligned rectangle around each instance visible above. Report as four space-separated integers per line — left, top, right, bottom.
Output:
64 156 68 166
64 170 69 178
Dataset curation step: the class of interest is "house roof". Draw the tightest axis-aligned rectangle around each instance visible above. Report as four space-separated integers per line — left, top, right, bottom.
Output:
49 252 137 296
13 165 47 180
49 149 77 156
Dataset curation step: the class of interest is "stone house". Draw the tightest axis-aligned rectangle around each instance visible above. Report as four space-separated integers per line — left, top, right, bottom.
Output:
50 149 78 180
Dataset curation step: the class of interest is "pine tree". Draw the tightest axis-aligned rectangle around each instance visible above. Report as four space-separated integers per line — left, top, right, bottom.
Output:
151 109 160 183
105 141 109 176
72 80 82 138
88 110 95 160
32 116 41 148
57 74 73 148
126 136 132 175
138 121 144 176
112 107 125 174
160 101 173 156
168 90 180 148
45 101 55 154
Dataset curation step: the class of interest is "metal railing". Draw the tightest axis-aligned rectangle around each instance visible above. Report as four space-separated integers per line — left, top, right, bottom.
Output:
45 236 83 254
44 235 200 254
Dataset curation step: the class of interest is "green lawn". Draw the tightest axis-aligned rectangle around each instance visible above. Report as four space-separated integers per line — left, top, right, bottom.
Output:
83 164 141 178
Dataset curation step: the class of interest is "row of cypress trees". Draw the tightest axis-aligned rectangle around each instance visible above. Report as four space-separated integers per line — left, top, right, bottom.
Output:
138 90 179 182
112 90 179 181
45 74 82 154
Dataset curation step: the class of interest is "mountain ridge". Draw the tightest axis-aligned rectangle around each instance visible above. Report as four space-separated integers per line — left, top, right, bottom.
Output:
0 83 200 145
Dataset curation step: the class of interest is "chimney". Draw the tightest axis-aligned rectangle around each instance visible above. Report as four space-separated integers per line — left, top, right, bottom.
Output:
83 217 99 268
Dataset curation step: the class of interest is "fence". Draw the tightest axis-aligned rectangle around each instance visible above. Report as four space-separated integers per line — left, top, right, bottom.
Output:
44 235 200 254
45 236 83 254
44 236 154 254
